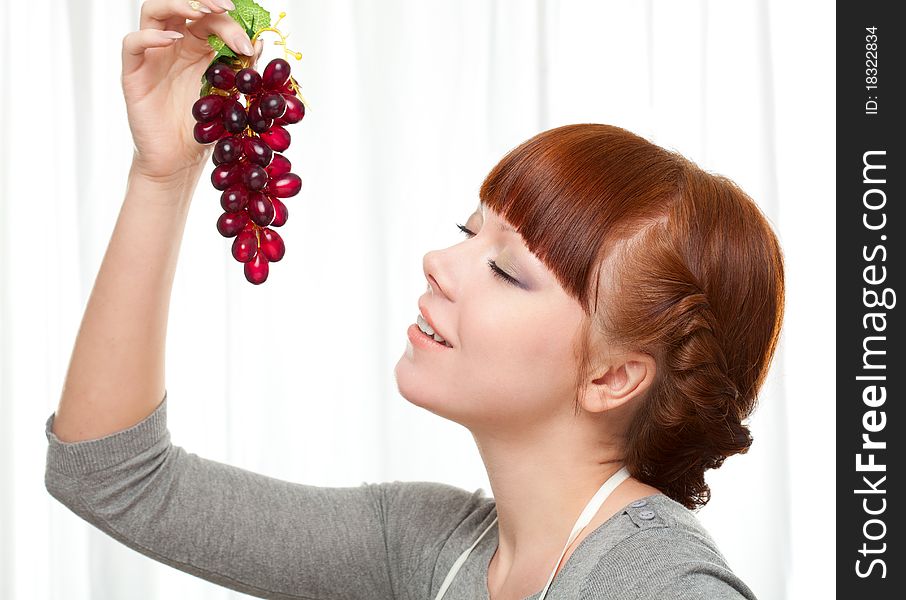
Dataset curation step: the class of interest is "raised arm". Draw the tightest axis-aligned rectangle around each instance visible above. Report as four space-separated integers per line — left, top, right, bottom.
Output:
50 0 264 442
44 4 488 598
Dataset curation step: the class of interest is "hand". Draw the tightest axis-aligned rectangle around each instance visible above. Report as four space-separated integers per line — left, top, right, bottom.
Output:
122 0 265 184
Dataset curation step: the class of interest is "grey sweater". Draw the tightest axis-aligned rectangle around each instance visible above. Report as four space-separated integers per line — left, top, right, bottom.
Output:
44 392 759 600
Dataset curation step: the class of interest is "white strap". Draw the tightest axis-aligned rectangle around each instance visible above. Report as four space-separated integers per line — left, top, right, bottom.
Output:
536 465 630 599
433 515 499 600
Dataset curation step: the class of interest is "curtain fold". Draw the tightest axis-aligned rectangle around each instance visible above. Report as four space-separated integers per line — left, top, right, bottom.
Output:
0 1 832 599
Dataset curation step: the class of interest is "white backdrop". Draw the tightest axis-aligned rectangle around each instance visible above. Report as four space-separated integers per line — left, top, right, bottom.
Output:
0 1 834 599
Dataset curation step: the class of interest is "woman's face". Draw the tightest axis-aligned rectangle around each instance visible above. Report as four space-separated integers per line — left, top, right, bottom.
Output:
394 201 590 434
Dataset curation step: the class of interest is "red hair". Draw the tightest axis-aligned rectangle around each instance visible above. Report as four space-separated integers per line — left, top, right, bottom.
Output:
479 124 785 509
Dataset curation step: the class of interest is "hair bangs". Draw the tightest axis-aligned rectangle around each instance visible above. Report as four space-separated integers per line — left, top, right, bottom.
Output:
478 124 684 315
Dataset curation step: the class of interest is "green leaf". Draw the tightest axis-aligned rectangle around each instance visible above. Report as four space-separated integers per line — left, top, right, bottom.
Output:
206 33 237 59
201 0 272 89
244 1 272 35
229 0 271 37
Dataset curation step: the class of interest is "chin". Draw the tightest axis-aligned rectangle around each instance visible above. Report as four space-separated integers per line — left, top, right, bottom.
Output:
393 359 469 424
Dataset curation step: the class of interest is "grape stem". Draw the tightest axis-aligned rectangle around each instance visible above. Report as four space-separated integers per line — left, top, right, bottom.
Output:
240 12 302 68
236 12 307 105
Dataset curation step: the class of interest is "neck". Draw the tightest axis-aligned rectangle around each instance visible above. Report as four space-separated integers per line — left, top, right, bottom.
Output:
471 413 627 592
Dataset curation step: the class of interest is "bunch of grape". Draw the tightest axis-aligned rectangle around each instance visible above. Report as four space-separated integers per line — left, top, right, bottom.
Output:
191 57 305 285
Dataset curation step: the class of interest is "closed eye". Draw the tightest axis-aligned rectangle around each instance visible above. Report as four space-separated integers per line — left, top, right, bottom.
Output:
455 223 520 287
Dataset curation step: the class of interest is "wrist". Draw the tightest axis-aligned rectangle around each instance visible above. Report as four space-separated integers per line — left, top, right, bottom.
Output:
128 156 207 203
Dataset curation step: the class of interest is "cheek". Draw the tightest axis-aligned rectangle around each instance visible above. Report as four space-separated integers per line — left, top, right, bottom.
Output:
515 307 580 377
462 301 579 398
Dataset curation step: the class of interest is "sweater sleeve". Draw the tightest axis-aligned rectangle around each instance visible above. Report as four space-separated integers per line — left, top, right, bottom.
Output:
372 480 490 599
44 391 393 600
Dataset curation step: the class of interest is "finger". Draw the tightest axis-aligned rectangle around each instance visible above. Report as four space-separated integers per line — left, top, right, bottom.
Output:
122 28 184 76
252 39 264 65
139 0 228 32
185 12 255 56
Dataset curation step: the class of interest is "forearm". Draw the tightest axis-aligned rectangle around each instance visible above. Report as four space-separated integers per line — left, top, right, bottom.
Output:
51 160 204 442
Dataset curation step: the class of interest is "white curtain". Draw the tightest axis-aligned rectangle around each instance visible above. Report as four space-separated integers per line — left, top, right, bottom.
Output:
0 1 834 599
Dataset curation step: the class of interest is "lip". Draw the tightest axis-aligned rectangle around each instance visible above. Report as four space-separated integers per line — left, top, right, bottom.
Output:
407 324 452 351
417 300 453 348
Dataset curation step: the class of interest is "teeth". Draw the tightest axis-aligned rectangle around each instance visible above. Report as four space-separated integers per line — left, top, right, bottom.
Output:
417 313 451 347
417 313 435 336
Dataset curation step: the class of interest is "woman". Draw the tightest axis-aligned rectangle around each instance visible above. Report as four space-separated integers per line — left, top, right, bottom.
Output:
45 1 784 599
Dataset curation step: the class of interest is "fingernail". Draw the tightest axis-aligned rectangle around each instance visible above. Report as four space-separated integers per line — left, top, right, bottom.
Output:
236 35 254 55
196 5 212 14
162 31 184 39
217 0 236 10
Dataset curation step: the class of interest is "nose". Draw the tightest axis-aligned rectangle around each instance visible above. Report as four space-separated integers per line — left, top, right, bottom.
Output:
423 249 450 299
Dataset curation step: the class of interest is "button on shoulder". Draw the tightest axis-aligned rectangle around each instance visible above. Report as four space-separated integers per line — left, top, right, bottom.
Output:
623 496 668 529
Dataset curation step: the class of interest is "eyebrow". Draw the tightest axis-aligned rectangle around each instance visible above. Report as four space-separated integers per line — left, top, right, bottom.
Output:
478 201 516 233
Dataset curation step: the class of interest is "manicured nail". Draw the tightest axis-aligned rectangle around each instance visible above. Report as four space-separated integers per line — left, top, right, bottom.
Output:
195 5 212 14
235 35 254 55
162 31 184 39
217 0 236 10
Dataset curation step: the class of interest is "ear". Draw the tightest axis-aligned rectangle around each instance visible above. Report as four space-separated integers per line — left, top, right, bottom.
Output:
579 351 656 414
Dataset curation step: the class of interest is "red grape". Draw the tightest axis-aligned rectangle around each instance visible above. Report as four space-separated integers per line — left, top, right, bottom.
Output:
247 191 276 226
235 67 263 95
247 100 273 134
206 62 236 90
220 184 249 212
211 162 241 190
217 210 250 237
213 136 243 164
194 120 227 144
275 95 305 125
267 172 302 198
244 253 269 284
232 229 258 262
270 197 289 227
242 136 273 167
266 154 292 177
192 94 226 123
260 126 290 152
259 92 287 119
259 228 285 262
263 58 291 90
241 163 269 191
222 99 248 134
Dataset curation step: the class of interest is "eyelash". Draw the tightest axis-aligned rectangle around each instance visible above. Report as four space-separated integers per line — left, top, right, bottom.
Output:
455 223 520 286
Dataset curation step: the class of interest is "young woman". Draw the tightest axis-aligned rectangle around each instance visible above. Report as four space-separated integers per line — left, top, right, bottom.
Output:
45 2 784 599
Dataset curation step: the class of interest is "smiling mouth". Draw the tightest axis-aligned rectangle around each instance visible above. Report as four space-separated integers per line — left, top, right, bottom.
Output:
418 326 453 348
417 314 452 347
